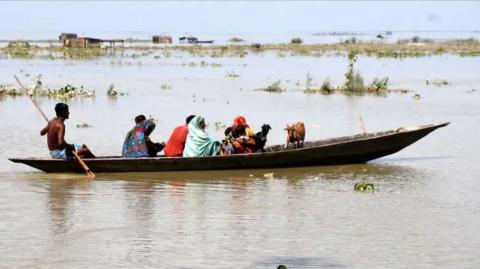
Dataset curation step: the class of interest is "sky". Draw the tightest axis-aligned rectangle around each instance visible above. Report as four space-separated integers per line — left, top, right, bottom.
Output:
0 1 479 39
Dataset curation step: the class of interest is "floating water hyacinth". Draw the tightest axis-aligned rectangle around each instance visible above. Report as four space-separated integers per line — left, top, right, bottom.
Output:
0 82 95 99
256 80 284 93
107 84 118 97
107 83 128 97
76 123 92 128
354 182 375 192
43 84 95 99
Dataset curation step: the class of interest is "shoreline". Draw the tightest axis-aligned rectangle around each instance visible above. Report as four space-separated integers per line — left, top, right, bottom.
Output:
1 39 479 59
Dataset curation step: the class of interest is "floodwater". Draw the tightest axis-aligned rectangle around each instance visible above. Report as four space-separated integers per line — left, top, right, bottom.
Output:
1 50 480 268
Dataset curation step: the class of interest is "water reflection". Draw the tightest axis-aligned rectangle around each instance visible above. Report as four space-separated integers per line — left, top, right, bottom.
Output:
2 159 476 268
121 180 159 266
44 176 92 235
92 163 426 187
46 179 75 234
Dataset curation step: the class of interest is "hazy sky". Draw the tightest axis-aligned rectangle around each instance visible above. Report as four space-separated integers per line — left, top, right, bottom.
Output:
0 1 478 38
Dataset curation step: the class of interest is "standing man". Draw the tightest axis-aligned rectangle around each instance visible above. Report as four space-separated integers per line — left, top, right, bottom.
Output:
40 103 95 159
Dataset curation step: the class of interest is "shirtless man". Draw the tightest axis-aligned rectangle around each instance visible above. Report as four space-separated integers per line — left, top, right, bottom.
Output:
40 103 95 159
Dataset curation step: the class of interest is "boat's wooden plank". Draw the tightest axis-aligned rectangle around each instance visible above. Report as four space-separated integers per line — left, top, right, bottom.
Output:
8 123 449 173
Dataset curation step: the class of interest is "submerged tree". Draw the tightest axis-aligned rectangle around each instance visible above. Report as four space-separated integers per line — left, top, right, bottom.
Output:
344 50 365 92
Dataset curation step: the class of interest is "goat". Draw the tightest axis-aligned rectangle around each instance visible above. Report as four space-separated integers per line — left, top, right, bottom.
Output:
284 122 305 149
254 124 272 152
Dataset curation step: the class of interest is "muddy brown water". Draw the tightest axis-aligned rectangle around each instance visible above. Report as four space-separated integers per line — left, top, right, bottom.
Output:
1 52 479 268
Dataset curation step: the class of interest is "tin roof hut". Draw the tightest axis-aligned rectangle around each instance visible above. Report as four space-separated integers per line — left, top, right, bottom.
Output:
64 37 102 48
59 33 77 42
153 35 173 44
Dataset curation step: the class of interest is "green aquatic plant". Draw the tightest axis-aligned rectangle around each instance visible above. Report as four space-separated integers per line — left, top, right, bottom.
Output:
320 79 334 94
4 41 35 58
303 78 336 94
290 38 303 44
459 50 480 56
305 72 313 89
64 48 108 59
1 40 480 61
226 71 240 78
256 80 284 93
343 37 357 44
0 85 23 96
345 72 365 92
107 84 127 97
370 77 389 91
107 84 118 97
7 41 31 49
76 123 92 128
46 84 95 99
355 182 374 192
432 79 449 86
343 52 366 92
160 84 172 90
2 77 95 99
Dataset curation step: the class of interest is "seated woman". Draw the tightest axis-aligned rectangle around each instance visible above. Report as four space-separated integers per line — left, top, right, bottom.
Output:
228 116 256 153
233 116 255 137
183 116 220 157
122 115 165 158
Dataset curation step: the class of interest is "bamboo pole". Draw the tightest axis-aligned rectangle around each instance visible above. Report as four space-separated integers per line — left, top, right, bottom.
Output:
14 75 95 178
358 116 367 134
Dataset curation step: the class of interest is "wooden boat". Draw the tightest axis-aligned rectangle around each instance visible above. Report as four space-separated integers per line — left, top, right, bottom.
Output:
9 123 448 173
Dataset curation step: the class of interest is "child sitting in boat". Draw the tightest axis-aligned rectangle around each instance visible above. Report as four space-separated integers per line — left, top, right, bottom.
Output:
122 115 165 158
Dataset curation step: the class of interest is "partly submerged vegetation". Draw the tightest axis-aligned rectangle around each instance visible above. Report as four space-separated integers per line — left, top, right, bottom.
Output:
427 79 450 87
1 38 479 60
256 80 284 93
1 78 95 99
107 84 128 98
76 123 93 128
304 51 409 95
0 37 474 101
290 38 303 44
225 71 240 78
355 182 375 192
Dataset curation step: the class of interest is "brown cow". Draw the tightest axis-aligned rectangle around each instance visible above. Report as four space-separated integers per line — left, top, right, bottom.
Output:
284 122 305 149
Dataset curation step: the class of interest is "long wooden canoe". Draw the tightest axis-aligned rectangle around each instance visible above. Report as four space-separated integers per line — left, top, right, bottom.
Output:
9 122 449 173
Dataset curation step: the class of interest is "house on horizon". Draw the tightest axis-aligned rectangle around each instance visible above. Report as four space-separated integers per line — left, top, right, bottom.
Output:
59 33 77 45
58 32 124 48
63 37 102 48
152 35 173 44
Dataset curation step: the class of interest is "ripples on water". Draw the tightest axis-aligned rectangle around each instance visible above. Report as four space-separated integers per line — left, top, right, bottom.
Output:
1 161 478 268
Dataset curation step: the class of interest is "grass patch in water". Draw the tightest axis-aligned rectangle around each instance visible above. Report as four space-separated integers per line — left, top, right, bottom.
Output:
226 71 240 78
160 84 172 90
290 38 303 44
256 80 284 93
76 123 92 128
